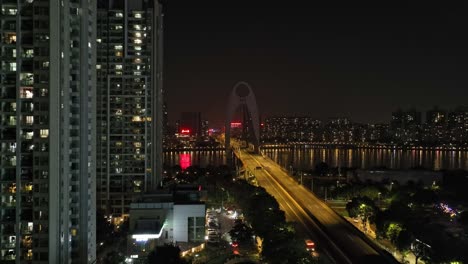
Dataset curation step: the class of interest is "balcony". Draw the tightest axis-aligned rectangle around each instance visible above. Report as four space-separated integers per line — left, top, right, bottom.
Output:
1 200 16 208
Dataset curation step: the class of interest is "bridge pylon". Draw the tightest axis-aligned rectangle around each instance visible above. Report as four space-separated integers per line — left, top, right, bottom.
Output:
225 81 260 163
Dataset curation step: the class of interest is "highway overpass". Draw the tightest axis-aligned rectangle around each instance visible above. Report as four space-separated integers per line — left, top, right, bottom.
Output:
234 146 399 264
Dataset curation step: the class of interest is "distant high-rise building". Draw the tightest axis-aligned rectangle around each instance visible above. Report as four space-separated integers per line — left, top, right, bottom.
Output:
0 0 96 262
263 116 321 142
179 112 202 138
447 107 468 144
426 107 447 125
390 109 422 143
96 0 164 221
201 120 209 137
391 109 421 129
424 107 447 144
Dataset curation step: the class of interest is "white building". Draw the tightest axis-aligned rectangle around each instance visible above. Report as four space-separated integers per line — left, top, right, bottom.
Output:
127 193 205 260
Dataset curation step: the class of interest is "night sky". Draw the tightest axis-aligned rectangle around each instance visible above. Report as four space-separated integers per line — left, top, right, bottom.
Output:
164 2 468 126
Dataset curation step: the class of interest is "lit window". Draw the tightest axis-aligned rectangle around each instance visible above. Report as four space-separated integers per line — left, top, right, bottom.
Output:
115 25 123 30
71 228 77 236
97 38 102 43
134 25 141 30
96 64 101 69
114 45 123 50
40 88 48 97
134 32 141 38
24 184 33 192
115 12 123 17
8 116 16 126
25 49 34 57
42 61 49 68
6 8 18 15
20 87 34 98
25 131 34 140
133 39 142 44
40 129 49 138
135 46 142 51
134 13 142 18
7 34 16 44
25 116 34 125
9 62 16 71
115 64 123 70
132 116 142 122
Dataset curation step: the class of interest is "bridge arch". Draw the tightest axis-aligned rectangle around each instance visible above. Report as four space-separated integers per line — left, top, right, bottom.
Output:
225 81 260 153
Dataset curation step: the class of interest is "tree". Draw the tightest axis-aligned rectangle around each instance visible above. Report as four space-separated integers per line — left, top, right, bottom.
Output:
229 222 254 243
346 196 377 221
96 209 113 243
412 189 437 206
147 244 188 264
103 250 125 264
395 229 412 252
385 222 404 244
459 211 468 227
315 161 329 176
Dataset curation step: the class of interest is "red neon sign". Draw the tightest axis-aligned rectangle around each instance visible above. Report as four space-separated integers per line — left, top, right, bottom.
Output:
230 122 242 128
180 129 190 134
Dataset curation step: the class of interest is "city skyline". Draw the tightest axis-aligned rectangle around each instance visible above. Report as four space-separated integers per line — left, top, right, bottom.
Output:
164 2 468 125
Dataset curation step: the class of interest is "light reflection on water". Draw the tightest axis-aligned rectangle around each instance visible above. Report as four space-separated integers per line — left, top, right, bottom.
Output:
163 150 227 168
163 148 468 171
264 147 468 171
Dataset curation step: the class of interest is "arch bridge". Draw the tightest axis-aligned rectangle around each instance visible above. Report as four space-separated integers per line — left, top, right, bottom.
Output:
225 81 260 155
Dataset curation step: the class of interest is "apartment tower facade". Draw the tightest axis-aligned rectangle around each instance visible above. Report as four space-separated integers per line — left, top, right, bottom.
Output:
96 0 164 223
0 0 96 263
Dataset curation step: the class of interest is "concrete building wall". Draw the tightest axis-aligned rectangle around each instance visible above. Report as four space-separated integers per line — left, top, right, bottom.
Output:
172 204 205 242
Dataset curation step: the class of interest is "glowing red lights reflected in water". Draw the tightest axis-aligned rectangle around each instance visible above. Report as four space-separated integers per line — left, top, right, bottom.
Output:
179 153 191 170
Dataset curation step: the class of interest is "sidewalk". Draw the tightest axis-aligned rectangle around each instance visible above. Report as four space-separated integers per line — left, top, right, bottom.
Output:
344 216 424 264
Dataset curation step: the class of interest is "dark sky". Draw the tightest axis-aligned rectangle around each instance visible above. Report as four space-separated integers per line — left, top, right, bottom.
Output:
164 2 468 127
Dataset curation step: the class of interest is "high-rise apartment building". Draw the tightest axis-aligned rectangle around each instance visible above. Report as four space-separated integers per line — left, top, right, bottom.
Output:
96 0 164 222
262 116 321 142
448 107 468 144
0 0 96 263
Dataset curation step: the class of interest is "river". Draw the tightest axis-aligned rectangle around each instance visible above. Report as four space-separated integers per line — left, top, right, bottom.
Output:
262 146 468 171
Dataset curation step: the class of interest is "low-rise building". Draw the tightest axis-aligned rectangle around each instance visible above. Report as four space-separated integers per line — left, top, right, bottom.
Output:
127 187 206 261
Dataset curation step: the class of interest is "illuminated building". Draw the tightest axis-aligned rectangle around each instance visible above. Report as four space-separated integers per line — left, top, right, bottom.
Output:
390 109 422 143
96 0 164 222
126 189 205 260
0 0 96 262
447 107 468 144
423 107 447 144
263 116 321 142
201 120 209 137
178 112 202 138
